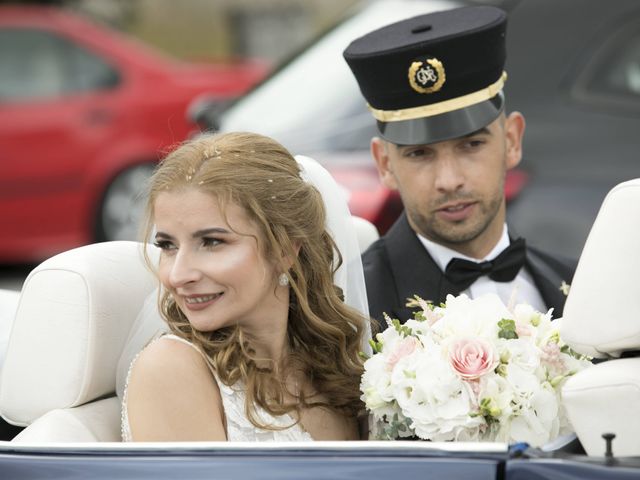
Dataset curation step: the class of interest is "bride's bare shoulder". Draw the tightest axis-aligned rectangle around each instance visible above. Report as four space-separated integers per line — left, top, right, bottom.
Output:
126 335 226 441
139 335 204 366
129 335 215 396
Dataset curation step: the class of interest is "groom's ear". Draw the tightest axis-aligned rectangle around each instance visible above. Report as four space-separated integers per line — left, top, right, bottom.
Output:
371 137 399 191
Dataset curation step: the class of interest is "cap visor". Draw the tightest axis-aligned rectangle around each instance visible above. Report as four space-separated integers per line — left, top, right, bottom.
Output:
377 93 504 146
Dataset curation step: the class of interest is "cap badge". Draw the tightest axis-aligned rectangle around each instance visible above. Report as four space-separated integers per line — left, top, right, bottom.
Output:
408 57 446 94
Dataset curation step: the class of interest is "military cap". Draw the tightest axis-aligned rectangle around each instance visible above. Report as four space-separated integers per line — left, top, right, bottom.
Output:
343 5 507 145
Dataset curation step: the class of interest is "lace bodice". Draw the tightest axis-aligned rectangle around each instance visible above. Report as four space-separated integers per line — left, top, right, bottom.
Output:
121 334 313 442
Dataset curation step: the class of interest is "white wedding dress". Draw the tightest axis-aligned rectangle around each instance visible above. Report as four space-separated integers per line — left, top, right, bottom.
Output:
121 334 313 442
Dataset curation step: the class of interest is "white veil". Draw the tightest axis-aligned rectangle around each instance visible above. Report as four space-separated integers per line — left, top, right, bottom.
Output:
116 155 372 398
295 156 372 329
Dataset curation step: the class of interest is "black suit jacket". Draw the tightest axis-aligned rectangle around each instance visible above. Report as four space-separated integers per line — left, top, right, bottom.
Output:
363 213 577 330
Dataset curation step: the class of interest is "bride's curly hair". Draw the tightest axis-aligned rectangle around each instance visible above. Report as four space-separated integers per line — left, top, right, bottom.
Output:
141 132 369 429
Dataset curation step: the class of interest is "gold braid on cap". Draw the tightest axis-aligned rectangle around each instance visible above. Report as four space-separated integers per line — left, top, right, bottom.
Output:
369 71 507 122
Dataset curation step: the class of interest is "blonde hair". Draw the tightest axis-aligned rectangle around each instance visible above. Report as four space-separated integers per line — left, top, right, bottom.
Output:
143 132 368 428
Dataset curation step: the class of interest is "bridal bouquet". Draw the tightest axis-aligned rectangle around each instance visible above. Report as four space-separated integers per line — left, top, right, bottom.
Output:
361 293 591 446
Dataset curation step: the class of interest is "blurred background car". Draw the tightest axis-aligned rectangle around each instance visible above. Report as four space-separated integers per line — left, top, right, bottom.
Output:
3 0 640 272
500 0 640 259
195 0 640 260
202 0 462 236
0 4 267 263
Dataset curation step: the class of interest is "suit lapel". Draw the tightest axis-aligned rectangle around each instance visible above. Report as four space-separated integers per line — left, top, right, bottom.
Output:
525 249 567 318
384 214 461 321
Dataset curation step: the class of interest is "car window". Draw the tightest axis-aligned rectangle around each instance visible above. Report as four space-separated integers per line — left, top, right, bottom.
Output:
219 0 462 155
0 28 120 102
590 32 640 97
570 14 640 111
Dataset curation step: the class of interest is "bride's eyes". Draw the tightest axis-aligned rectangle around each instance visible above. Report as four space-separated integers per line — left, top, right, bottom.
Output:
153 240 176 251
153 237 224 252
202 237 222 248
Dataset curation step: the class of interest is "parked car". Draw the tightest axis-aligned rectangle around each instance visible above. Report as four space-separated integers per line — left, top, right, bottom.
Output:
0 5 267 263
501 0 640 258
195 0 640 259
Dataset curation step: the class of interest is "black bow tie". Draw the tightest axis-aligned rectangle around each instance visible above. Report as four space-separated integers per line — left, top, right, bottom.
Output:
444 238 527 291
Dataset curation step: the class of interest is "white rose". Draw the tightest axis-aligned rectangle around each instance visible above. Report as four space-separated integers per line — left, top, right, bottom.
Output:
433 294 506 341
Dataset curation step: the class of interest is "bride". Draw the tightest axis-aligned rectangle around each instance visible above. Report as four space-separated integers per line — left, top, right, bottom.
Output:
122 132 372 441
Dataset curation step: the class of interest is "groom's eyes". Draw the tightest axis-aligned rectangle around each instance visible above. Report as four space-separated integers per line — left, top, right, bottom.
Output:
402 147 434 159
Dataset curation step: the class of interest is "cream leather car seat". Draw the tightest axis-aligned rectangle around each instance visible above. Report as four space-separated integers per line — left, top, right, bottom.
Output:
561 179 640 457
0 241 157 442
0 215 378 443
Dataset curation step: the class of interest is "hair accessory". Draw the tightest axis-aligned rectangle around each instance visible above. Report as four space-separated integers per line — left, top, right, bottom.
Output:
278 273 289 287
203 145 222 159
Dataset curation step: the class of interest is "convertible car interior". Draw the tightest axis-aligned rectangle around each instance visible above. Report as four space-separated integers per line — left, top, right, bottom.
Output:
0 215 381 443
0 182 639 479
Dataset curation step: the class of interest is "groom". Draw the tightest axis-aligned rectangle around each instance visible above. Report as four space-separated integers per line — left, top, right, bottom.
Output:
343 6 576 328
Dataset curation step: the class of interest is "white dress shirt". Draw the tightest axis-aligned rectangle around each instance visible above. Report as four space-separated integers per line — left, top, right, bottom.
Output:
417 225 548 313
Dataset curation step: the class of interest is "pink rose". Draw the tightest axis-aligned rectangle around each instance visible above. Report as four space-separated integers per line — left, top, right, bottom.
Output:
386 336 419 371
449 338 498 380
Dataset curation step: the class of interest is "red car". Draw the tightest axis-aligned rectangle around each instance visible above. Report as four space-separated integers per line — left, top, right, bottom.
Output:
0 6 267 263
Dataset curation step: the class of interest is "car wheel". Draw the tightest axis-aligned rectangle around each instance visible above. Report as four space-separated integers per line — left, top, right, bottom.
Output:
96 163 155 242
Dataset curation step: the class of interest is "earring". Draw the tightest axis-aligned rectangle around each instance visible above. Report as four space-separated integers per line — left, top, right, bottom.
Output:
278 273 289 287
